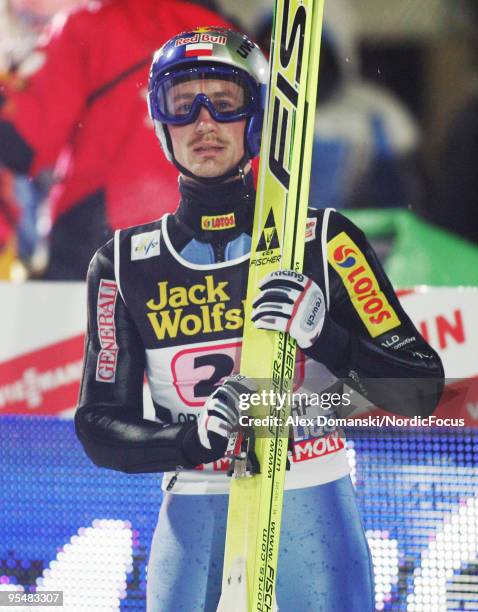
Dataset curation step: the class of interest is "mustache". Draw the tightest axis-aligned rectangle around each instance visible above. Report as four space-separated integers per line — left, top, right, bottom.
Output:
189 136 227 147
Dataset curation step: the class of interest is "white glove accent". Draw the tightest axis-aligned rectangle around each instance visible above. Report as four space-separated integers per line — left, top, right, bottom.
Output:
197 374 257 450
251 270 326 349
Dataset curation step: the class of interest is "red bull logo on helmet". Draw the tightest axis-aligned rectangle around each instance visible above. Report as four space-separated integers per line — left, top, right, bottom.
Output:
175 33 227 47
328 232 401 337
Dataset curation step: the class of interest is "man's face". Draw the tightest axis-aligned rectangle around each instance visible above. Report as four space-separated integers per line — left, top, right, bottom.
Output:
167 78 246 179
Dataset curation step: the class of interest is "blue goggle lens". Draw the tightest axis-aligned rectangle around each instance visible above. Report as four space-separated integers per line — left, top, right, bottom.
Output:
153 69 256 124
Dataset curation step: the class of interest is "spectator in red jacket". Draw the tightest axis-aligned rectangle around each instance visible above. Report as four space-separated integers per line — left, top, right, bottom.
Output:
0 0 231 279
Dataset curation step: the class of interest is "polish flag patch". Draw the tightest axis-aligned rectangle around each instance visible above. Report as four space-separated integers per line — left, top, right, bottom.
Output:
185 43 213 57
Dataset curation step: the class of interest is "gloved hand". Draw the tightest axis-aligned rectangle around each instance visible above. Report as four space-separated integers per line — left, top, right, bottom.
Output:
251 270 326 349
183 374 257 465
197 374 257 449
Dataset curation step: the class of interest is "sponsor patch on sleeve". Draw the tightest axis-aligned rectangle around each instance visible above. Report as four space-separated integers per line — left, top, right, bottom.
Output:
131 230 160 261
96 279 119 383
327 232 401 337
305 217 317 242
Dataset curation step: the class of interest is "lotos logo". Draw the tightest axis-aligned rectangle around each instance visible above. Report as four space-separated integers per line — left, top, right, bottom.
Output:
201 213 236 231
328 232 401 338
333 245 357 268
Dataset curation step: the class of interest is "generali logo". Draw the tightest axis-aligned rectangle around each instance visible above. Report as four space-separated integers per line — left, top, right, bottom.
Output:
96 279 119 383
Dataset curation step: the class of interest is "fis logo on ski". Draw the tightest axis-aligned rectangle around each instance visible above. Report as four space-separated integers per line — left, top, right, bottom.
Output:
146 274 245 341
328 232 400 337
201 213 235 231
267 2 307 190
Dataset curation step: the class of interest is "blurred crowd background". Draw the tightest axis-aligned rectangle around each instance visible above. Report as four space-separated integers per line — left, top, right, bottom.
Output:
1 0 477 283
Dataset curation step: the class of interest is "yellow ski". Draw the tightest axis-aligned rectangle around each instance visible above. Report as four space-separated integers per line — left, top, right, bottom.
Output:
218 1 326 610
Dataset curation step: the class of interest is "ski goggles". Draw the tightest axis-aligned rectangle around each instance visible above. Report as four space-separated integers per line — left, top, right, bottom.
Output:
149 65 262 125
